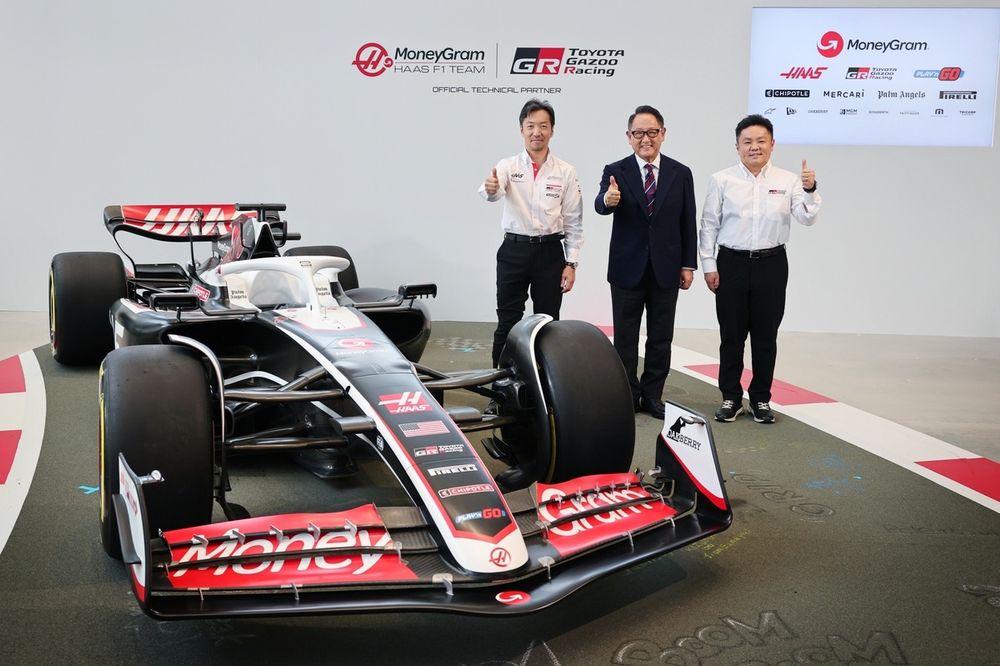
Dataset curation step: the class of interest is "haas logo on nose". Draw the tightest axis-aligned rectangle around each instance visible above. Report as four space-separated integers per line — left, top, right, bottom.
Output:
378 391 432 415
817 31 844 58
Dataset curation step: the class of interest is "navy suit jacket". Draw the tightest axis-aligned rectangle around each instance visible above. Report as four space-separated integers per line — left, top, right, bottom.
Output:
595 154 697 289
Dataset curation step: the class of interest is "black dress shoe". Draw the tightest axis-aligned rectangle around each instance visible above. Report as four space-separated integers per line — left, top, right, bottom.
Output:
639 396 666 419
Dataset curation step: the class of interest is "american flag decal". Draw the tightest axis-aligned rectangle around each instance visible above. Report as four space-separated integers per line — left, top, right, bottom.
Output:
399 420 449 438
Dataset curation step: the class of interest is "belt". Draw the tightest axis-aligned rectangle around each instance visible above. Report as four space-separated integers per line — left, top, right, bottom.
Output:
720 244 785 259
504 232 564 244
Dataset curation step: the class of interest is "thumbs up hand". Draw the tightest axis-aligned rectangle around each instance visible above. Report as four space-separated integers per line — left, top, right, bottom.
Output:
801 159 816 191
484 167 500 197
604 174 621 208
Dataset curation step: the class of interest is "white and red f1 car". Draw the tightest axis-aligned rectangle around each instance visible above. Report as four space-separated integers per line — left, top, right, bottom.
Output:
48 203 732 618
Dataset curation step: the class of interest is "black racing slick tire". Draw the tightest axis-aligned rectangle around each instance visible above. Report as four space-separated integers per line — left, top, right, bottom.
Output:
534 321 636 483
49 252 126 365
284 245 359 291
99 345 214 560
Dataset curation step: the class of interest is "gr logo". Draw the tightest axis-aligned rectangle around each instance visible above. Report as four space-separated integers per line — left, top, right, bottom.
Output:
511 47 565 74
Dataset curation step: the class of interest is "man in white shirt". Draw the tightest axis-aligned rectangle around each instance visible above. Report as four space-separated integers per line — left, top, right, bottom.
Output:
479 99 584 366
699 114 822 424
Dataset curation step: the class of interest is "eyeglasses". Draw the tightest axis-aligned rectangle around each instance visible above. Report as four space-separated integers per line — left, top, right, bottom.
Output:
629 128 663 140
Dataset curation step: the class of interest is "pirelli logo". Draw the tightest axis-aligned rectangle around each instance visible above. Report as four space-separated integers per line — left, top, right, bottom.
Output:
939 90 977 100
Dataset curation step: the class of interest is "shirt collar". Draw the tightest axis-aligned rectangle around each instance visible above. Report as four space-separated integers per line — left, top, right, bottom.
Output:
521 150 552 167
737 160 771 179
635 153 661 172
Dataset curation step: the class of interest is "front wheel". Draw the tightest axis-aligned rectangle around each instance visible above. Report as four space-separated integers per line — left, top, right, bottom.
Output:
507 320 636 483
99 345 215 559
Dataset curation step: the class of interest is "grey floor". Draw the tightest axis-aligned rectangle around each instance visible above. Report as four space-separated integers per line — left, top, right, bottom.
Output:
5 310 998 462
3 312 999 665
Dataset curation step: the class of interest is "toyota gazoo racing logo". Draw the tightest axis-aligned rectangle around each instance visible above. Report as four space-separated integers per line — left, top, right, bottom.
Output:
818 30 927 58
914 67 964 81
377 391 432 415
817 31 844 58
413 443 465 457
845 66 897 81
511 47 564 74
353 42 393 77
779 66 827 80
511 47 623 77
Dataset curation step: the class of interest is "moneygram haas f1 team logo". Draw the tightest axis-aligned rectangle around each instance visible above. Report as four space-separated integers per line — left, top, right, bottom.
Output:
353 42 393 77
511 48 565 74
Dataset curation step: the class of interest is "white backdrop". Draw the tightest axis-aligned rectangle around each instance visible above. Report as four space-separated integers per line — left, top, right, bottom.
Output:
3 0 999 337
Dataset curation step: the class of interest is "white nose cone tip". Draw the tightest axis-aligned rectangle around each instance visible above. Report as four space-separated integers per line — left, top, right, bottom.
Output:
447 528 529 574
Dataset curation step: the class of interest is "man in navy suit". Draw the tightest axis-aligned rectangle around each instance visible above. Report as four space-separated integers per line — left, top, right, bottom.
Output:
595 105 697 419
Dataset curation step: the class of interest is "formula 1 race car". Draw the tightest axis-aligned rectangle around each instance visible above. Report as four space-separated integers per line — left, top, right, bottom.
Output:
48 203 732 618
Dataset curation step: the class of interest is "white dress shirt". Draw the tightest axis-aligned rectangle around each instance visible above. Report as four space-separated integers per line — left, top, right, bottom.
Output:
699 161 821 273
635 153 660 183
601 154 660 207
479 150 584 263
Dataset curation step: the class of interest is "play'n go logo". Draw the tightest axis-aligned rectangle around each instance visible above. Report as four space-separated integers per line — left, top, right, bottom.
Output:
817 31 844 58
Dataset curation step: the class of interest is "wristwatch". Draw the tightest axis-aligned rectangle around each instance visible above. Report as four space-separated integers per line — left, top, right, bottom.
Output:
565 262 578 269
804 181 818 193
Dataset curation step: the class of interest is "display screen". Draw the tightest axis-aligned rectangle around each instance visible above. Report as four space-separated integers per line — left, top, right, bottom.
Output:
747 7 1000 146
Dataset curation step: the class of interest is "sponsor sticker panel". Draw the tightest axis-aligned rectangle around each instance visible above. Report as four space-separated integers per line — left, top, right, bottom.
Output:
536 472 679 557
748 7 1000 145
162 506 418 590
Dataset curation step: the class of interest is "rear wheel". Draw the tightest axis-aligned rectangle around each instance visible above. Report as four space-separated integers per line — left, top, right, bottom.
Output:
99 345 215 559
284 245 359 291
516 320 636 483
49 252 126 365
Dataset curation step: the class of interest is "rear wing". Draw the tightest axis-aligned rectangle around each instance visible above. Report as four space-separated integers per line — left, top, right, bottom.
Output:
104 205 257 243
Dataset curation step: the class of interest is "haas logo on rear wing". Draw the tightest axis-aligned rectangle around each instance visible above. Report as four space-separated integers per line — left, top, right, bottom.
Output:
106 204 255 241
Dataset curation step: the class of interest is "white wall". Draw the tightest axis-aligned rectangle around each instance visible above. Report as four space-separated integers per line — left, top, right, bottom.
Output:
3 0 998 337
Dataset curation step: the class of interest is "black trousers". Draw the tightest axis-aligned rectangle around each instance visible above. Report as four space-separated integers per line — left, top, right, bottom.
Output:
493 238 564 366
715 246 788 405
611 264 679 404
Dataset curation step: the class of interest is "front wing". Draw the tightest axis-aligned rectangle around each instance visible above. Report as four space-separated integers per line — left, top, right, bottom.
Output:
114 401 731 618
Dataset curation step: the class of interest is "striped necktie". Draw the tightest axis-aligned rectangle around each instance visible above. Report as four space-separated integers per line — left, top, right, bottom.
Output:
643 163 656 216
